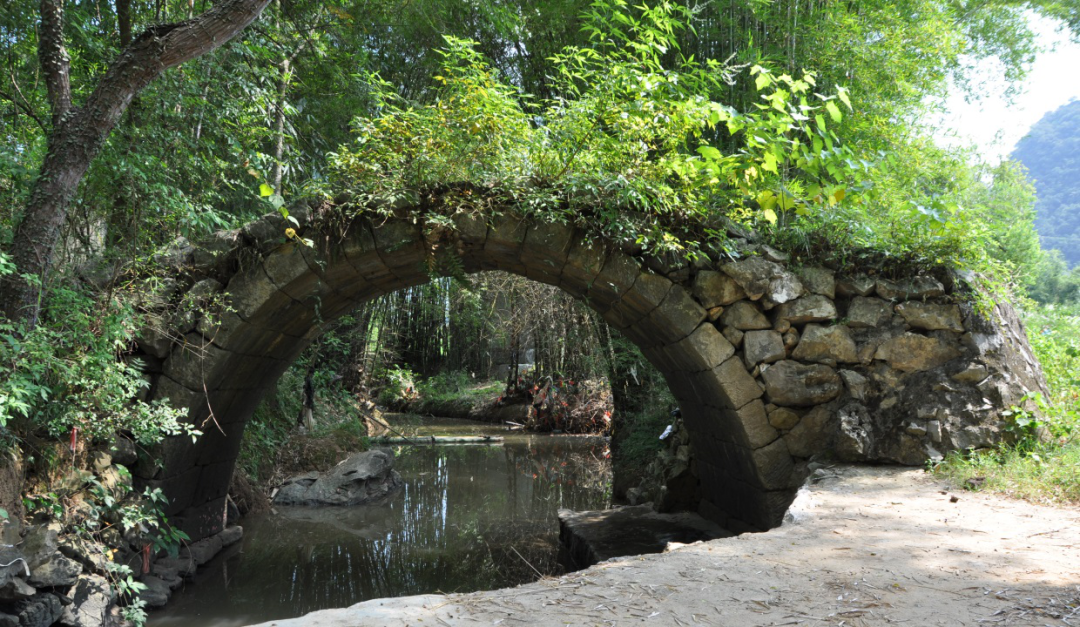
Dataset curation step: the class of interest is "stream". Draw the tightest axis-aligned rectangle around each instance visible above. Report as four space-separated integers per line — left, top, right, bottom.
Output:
147 417 611 627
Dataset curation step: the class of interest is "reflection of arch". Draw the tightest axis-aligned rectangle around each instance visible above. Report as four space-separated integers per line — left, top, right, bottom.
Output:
141 206 798 539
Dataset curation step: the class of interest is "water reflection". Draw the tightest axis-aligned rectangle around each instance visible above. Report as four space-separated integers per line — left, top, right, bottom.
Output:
149 423 611 627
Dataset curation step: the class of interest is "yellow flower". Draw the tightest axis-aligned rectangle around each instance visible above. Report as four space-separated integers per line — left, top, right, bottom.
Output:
285 227 296 239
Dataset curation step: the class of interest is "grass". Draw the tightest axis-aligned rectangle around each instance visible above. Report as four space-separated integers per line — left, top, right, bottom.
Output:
934 441 1080 506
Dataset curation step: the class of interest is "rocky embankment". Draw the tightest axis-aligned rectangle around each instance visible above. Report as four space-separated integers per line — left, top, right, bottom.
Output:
0 439 244 626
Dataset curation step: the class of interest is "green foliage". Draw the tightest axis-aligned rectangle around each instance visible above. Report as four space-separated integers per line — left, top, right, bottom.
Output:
328 1 861 259
1023 304 1080 439
1028 250 1080 305
240 368 306 480
935 441 1080 506
0 260 195 445
240 360 371 482
1000 393 1050 451
614 387 676 469
417 370 475 402
376 365 420 406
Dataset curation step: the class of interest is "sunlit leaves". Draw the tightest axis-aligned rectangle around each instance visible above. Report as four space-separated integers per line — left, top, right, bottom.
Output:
825 101 842 123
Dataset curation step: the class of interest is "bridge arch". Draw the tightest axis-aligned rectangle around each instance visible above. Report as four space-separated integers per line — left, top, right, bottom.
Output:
135 199 1045 540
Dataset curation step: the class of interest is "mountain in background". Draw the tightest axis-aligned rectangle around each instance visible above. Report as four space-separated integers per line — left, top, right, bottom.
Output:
1012 99 1080 266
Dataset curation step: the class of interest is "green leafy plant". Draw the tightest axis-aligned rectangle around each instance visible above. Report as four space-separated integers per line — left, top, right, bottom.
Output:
1000 392 1048 451
327 0 862 263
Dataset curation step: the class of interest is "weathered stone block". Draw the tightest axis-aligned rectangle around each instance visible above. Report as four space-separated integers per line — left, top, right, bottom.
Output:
262 244 325 302
223 263 292 321
482 213 529 269
60 574 113 627
763 272 804 308
774 295 837 325
876 276 945 300
450 212 489 249
751 438 795 490
834 403 872 461
587 253 639 311
721 257 803 304
791 324 858 364
619 272 671 320
671 324 735 372
27 554 81 588
874 333 961 372
952 362 989 384
644 287 707 344
180 534 224 566
162 333 230 391
720 301 770 330
782 328 799 349
138 576 172 608
847 296 893 328
795 266 835 298
768 406 801 430
838 369 870 401
735 400 779 449
836 274 875 297
783 405 836 458
12 593 63 627
301 242 364 294
722 326 744 348
153 376 201 414
522 220 575 282
373 219 422 258
722 257 778 300
219 525 244 548
191 229 239 271
742 330 785 367
761 360 842 406
339 219 378 259
896 301 964 332
344 252 399 293
711 357 764 409
560 236 608 297
691 270 746 308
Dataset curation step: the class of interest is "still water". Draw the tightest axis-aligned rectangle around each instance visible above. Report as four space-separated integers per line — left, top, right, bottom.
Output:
148 418 611 627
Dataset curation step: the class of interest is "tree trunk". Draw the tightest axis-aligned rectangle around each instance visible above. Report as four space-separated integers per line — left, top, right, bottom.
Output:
0 0 273 327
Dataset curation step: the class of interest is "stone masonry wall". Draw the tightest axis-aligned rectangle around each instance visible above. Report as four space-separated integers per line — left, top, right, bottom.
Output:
684 256 1046 466
632 252 1047 515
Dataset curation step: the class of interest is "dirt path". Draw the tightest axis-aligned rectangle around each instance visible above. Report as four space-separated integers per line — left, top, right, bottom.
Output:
250 465 1080 626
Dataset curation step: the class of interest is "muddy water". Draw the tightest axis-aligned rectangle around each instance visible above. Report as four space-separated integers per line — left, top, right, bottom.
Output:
148 418 611 627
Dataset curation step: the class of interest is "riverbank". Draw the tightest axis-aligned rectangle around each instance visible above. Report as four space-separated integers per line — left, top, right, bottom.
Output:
250 464 1080 626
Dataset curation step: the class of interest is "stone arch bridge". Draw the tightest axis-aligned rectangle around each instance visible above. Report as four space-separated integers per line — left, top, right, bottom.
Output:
130 197 1047 540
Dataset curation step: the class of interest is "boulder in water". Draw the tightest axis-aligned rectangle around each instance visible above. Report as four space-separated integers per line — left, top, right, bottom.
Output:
273 449 403 506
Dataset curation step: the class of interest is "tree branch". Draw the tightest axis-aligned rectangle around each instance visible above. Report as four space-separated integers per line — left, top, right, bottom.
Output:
38 0 72 126
79 0 273 142
0 76 46 130
1 0 273 328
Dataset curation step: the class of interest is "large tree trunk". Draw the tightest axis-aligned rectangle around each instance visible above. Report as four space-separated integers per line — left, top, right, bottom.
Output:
0 0 273 327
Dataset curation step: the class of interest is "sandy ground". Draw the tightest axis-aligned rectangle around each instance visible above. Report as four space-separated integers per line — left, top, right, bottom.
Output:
249 465 1080 626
